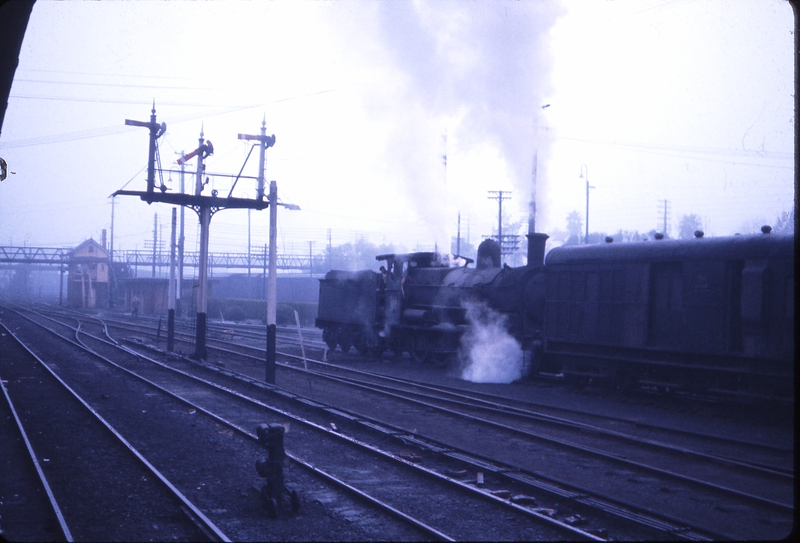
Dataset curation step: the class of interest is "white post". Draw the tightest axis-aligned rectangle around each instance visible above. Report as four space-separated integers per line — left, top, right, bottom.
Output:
266 180 278 383
168 207 177 351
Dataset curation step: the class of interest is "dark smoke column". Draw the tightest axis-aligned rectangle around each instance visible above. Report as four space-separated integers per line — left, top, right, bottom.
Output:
527 152 548 269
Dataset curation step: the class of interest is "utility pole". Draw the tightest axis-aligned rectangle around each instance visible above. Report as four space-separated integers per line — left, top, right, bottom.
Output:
456 211 461 256
487 190 511 260
152 213 158 278
580 165 594 244
308 241 314 277
327 229 332 270
659 199 671 238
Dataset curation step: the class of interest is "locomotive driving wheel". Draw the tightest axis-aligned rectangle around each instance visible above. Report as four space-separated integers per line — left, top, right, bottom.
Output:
337 330 353 354
354 334 368 355
409 335 432 363
322 328 337 351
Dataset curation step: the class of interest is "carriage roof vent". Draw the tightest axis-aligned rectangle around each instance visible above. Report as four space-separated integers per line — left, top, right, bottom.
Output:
761 225 772 234
694 230 704 238
605 236 613 243
654 232 664 240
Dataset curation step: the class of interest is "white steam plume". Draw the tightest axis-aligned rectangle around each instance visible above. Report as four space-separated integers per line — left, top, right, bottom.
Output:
459 300 524 384
366 1 564 246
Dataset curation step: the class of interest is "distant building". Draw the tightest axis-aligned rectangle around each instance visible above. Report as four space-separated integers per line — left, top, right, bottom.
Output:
120 278 198 317
67 238 109 308
212 274 319 304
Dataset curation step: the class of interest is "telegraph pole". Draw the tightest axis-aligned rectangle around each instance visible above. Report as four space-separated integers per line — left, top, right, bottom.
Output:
151 213 158 278
580 165 594 244
659 199 671 238
456 211 461 256
327 229 332 269
488 190 511 259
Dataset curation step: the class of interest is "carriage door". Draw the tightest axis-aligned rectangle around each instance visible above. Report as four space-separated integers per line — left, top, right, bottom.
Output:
725 261 744 352
648 263 683 348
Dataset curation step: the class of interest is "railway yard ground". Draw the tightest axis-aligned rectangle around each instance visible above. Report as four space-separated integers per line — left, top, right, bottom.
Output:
0 302 795 542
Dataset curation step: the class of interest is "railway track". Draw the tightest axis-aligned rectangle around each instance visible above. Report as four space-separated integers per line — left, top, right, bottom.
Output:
223 348 794 539
2 304 607 541
0 321 227 542
10 304 794 540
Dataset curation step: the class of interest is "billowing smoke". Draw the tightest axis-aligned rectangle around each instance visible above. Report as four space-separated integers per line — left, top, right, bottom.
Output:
459 300 524 384
364 2 564 245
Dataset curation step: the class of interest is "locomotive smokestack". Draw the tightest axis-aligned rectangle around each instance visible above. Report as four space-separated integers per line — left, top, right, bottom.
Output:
526 232 548 269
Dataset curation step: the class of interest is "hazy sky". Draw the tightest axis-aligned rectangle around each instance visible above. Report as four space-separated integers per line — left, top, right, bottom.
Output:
0 0 794 259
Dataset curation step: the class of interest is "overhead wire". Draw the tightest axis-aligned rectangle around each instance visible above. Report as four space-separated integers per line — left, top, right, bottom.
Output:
1 90 334 149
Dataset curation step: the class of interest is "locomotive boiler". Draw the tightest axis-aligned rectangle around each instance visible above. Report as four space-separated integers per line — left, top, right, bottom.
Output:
316 233 549 363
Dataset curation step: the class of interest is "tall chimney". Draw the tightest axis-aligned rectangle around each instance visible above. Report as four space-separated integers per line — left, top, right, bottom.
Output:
528 152 537 235
526 151 548 268
526 232 548 269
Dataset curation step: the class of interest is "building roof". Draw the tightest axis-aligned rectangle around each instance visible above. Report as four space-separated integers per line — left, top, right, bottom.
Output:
69 238 109 261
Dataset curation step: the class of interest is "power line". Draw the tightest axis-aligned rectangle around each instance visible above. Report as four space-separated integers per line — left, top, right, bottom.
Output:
1 90 334 149
13 78 253 93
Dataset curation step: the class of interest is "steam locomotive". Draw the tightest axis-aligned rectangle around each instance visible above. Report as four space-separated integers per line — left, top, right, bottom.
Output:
316 228 794 401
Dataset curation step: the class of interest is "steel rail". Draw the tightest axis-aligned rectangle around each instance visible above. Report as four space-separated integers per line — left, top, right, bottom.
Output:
278 361 793 512
73 310 791 511
0 316 231 543
97 323 706 541
122 332 718 541
129 314 788 480
35 306 793 470
0 350 74 542
290 354 794 457
6 309 459 542
303 366 794 480
16 307 605 541
18 306 788 532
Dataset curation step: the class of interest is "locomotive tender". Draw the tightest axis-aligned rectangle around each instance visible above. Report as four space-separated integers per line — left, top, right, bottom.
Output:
316 228 794 400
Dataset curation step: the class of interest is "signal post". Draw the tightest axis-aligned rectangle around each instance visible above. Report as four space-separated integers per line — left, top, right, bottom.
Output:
116 107 282 366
